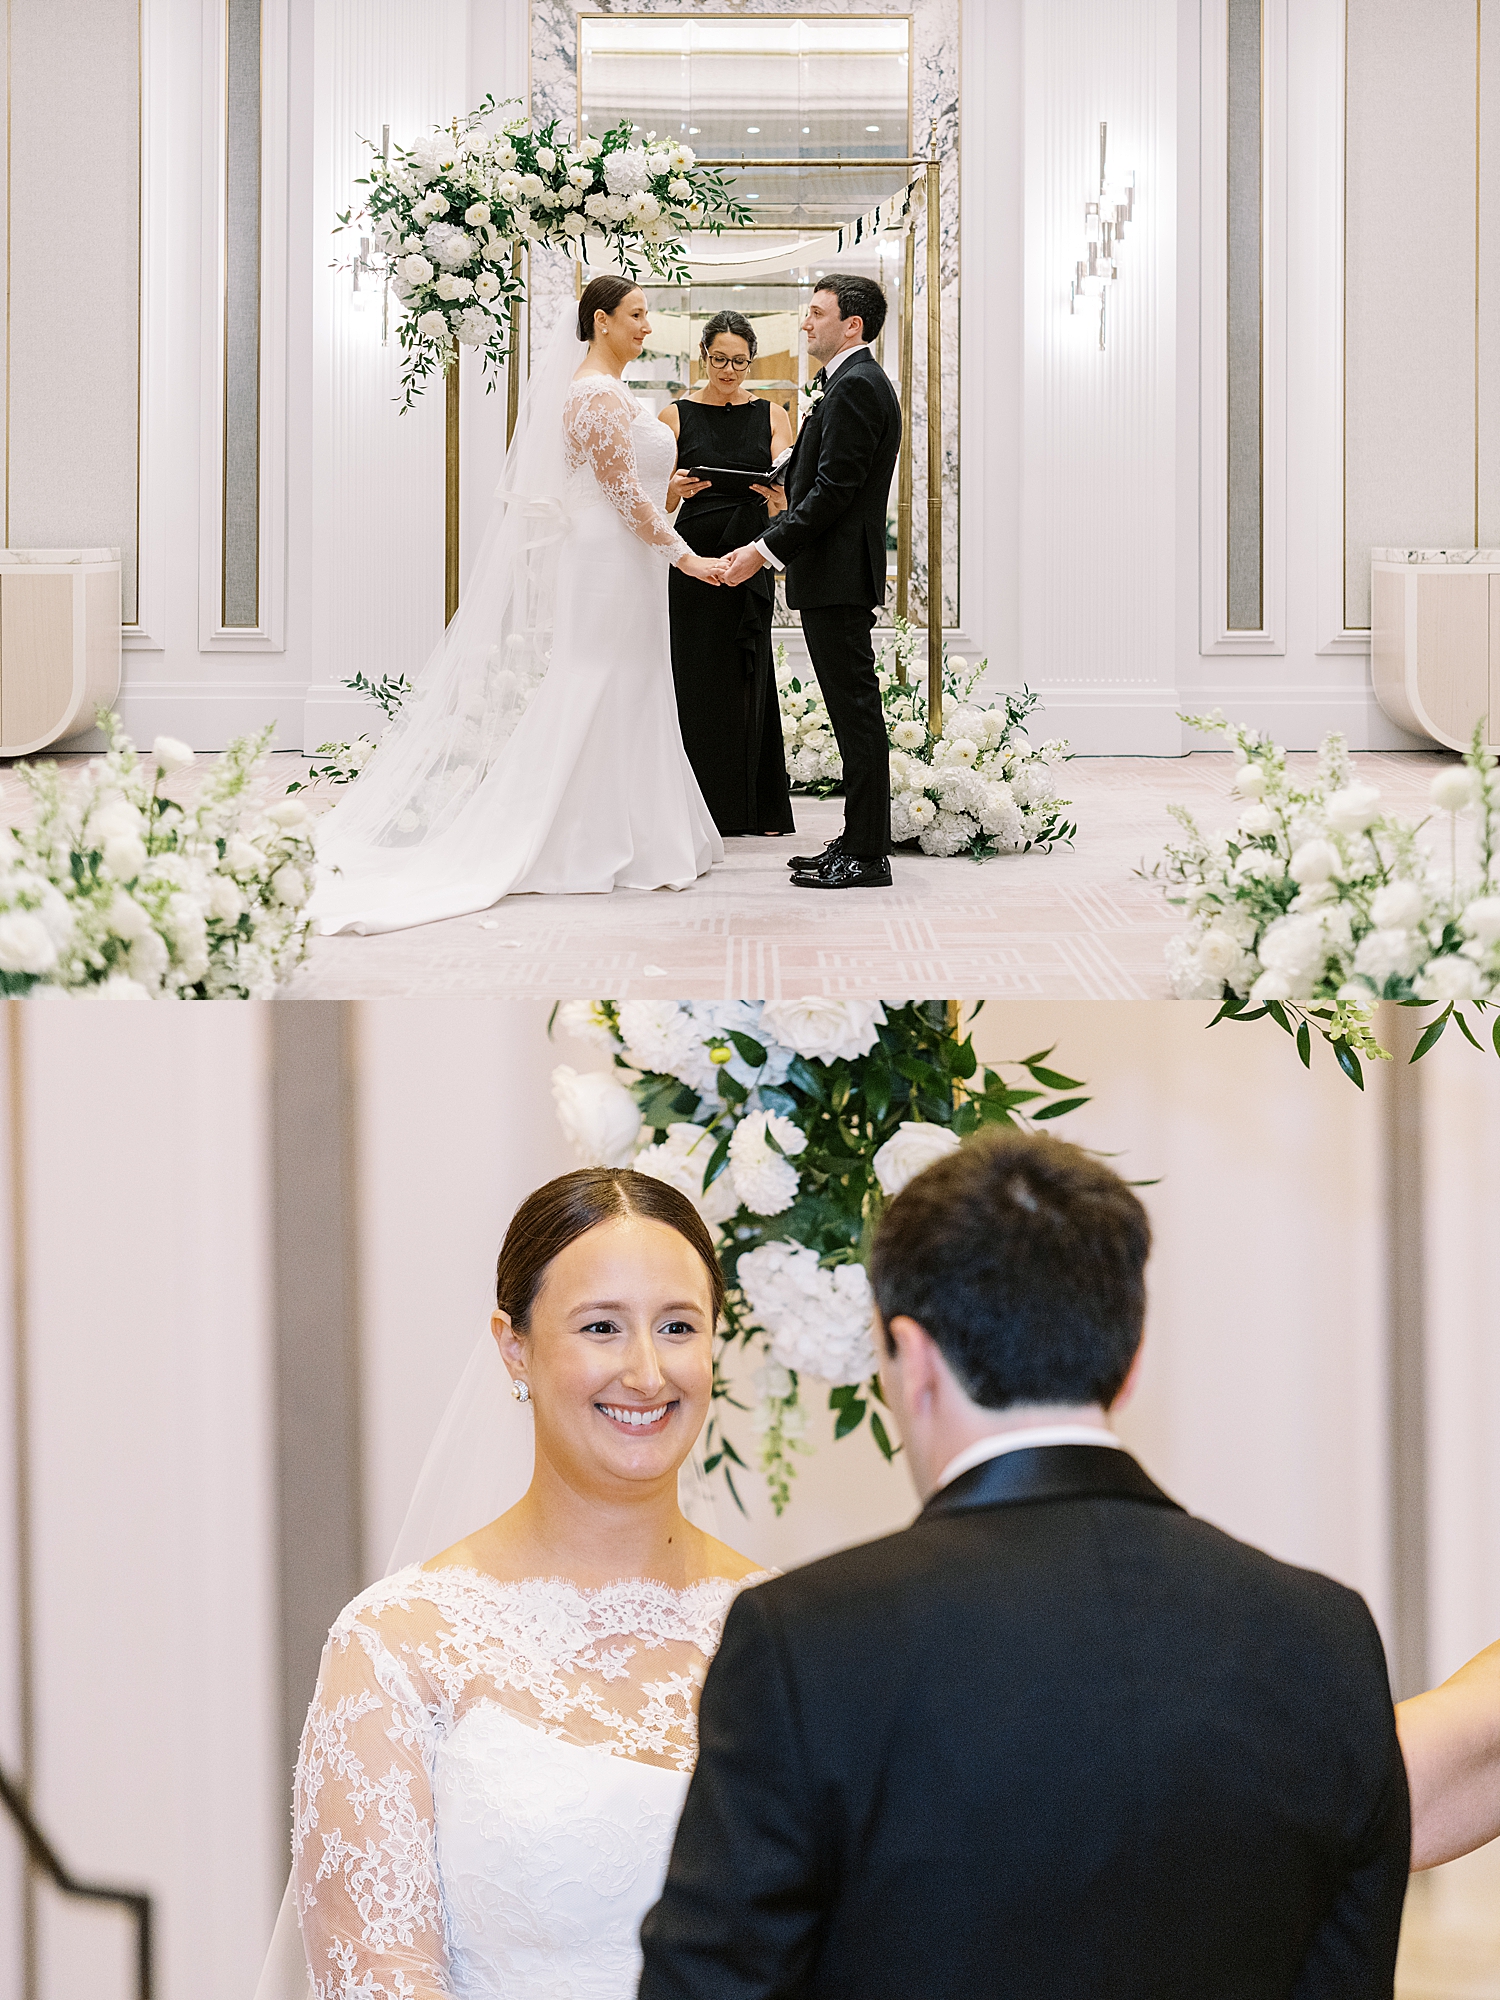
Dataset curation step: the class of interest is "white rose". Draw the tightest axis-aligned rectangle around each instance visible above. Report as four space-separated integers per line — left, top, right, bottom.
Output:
475 270 501 301
89 798 142 843
1430 766 1480 813
103 833 148 880
1233 763 1267 798
416 309 449 342
1370 880 1427 930
647 150 671 177
152 735 194 774
551 1064 642 1166
1256 912 1334 995
1324 783 1382 834
269 864 307 907
1415 954 1487 1003
872 1120 961 1197
561 213 588 239
464 202 491 226
580 136 603 162
757 999 886 1064
728 1110 807 1217
519 173 544 199
1237 802 1277 838
0 912 57 975
207 876 246 922
397 253 434 287
1194 926 1246 980
1289 840 1340 886
536 147 557 173
1461 895 1500 945
435 271 475 301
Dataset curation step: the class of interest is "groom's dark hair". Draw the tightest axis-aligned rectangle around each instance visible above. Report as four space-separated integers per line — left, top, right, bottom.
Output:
813 273 888 344
870 1131 1149 1408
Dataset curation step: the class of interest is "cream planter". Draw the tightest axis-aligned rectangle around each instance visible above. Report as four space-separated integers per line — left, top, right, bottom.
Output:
0 548 123 758
1370 549 1500 752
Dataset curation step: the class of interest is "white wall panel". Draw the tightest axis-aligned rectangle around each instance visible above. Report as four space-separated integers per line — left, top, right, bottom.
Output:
20 1010 278 2000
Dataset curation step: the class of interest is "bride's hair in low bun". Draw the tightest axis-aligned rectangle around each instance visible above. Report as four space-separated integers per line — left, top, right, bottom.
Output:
496 1168 726 1330
577 275 640 343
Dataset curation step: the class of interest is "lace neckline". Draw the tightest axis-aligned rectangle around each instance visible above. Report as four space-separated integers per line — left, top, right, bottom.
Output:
417 1560 774 1600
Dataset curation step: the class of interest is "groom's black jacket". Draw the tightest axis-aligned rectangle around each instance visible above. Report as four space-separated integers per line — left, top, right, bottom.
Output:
759 349 901 609
639 1446 1409 2000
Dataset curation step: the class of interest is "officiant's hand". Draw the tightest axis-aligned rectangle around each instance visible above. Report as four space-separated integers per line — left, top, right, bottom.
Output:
749 482 787 517
719 544 767 586
667 468 711 511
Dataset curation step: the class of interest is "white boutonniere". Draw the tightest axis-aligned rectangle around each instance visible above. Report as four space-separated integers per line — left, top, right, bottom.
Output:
799 382 824 411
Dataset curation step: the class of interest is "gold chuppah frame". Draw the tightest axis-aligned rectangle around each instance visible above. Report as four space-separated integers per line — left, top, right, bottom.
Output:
454 158 946 728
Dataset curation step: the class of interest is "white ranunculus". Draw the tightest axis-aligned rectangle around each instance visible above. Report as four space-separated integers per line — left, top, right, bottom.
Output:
736 1241 876 1385
872 1120 961 1197
907 795 937 827
1415 954 1486 1003
1237 802 1277 838
207 876 246 923
555 1000 619 1050
1461 895 1500 945
103 833 148 880
0 913 57 976
1233 762 1267 798
617 999 704 1085
633 1122 740 1227
416 309 449 342
152 735 194 774
676 144 695 168
727 1110 807 1217
1430 766 1480 813
1324 783 1382 834
945 737 979 768
1289 839 1340 886
758 999 886 1065
1352 928 1423 984
551 1064 642 1166
1370 880 1427 930
269 864 307 907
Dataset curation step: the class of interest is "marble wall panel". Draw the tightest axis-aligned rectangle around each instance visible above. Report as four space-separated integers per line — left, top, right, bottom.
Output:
528 0 960 630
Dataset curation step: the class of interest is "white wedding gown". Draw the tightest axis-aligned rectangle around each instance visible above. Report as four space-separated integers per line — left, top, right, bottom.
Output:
292 1562 764 1999
309 375 723 936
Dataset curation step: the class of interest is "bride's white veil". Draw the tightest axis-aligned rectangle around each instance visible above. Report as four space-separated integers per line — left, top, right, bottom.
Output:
252 1333 723 1998
312 309 589 885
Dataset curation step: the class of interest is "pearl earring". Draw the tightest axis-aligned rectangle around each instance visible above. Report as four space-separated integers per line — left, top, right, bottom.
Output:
512 1379 531 1405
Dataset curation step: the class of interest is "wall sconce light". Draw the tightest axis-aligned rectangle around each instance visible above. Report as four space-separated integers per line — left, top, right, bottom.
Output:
1069 121 1134 350
351 123 394 343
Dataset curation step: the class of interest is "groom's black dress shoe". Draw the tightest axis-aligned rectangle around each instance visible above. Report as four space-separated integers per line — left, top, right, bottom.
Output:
791 852 892 890
787 833 847 872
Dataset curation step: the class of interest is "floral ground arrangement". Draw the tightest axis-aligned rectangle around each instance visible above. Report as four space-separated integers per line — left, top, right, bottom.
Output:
550 999 1089 1512
339 96 747 411
0 720 314 998
776 623 1075 860
1156 714 1500 1081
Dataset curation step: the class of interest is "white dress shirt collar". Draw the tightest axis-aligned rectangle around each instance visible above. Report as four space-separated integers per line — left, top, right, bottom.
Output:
934 1424 1122 1494
820 341 870 381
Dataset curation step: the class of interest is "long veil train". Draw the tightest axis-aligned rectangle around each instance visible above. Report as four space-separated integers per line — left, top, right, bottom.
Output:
252 1336 724 1999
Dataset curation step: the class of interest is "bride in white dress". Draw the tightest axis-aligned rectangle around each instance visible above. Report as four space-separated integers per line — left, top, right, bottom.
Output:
308 278 727 936
283 1167 766 1998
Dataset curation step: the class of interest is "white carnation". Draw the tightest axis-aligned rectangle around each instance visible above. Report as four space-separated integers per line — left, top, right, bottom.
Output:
758 999 886 1064
551 1064 642 1166
872 1120 961 1197
737 1241 876 1385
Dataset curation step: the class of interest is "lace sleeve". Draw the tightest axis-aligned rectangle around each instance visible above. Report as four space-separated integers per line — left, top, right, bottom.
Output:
565 380 690 563
293 1612 451 1999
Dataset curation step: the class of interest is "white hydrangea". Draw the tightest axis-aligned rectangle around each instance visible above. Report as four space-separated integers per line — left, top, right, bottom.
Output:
632 1122 740 1227
918 810 977 858
727 1110 807 1216
737 1241 877 1385
1166 934 1227 1001
603 146 650 197
1011 761 1056 809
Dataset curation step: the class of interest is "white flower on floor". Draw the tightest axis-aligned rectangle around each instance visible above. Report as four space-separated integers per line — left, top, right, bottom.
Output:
551 1065 642 1167
872 1120 961 1197
736 1241 876 1385
758 999 886 1065
919 809 978 858
633 1122 740 1227
728 1111 807 1217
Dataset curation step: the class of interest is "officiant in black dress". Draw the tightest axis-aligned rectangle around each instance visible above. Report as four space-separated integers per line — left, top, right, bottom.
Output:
658 314 796 837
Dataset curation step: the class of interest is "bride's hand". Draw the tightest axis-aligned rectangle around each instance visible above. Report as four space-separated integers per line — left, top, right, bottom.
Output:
675 552 724 586
667 469 712 511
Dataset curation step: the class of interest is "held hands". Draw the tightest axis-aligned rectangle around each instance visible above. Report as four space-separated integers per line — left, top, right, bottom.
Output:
676 552 725 586
717 544 768 588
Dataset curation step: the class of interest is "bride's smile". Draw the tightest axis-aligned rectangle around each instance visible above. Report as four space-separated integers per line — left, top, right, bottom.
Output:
597 1398 678 1432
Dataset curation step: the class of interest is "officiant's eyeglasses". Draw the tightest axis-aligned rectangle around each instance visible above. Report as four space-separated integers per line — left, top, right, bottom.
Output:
705 353 752 370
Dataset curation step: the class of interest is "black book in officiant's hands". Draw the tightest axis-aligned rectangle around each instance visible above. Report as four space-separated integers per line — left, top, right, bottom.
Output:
685 447 793 499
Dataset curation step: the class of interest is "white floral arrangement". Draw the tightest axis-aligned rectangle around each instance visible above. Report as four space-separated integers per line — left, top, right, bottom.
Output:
549 998 1089 1511
0 718 314 999
339 96 748 412
776 621 1075 860
287 673 413 793
1156 713 1500 1079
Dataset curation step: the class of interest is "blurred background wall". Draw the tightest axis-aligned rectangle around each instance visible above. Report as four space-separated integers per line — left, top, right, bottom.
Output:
0 999 1496 1998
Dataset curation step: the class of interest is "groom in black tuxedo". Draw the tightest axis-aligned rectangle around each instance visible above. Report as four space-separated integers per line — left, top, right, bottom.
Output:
640 1131 1410 2000
718 275 901 890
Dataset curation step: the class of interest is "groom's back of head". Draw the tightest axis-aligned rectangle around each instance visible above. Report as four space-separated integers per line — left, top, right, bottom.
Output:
870 1129 1150 1408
